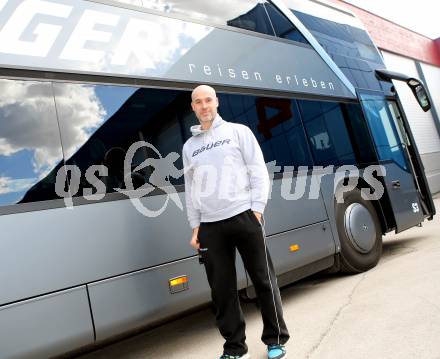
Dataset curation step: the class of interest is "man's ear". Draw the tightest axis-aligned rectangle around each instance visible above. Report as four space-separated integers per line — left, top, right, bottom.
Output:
191 102 196 112
215 97 219 108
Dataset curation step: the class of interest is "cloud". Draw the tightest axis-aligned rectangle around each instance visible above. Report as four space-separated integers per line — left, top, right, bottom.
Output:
53 5 214 76
0 176 37 195
141 0 261 24
0 80 62 173
106 14 213 75
0 79 105 176
102 0 270 75
52 83 106 159
117 0 142 4
0 138 15 156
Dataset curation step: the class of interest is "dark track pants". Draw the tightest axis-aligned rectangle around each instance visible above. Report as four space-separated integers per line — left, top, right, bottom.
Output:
198 209 290 356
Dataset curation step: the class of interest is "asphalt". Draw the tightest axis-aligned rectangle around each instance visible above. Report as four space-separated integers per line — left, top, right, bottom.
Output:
76 197 440 359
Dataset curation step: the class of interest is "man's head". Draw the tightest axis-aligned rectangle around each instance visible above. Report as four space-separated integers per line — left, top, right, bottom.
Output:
191 85 219 129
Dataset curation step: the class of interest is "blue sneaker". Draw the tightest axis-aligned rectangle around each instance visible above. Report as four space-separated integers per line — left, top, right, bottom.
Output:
219 354 250 359
267 344 286 359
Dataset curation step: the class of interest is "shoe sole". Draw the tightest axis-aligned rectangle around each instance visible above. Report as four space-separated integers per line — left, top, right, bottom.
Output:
268 354 287 359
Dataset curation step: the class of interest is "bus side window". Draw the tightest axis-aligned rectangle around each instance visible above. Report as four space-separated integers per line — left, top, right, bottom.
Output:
218 93 312 172
264 2 309 44
53 83 189 199
136 0 276 37
298 99 357 167
0 79 64 208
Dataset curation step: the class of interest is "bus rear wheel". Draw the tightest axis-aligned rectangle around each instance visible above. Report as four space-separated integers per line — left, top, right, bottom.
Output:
335 189 382 273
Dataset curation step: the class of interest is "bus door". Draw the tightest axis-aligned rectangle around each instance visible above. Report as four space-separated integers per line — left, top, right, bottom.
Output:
358 90 424 232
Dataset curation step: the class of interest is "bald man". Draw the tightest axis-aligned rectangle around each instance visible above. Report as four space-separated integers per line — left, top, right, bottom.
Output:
182 85 289 359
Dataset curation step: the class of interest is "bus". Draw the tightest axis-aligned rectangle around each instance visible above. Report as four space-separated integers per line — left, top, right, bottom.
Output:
0 0 435 357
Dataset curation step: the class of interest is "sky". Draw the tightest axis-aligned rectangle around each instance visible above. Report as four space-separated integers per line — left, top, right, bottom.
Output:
344 0 440 39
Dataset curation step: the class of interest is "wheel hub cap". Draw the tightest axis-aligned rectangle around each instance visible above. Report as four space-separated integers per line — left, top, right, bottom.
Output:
344 203 376 253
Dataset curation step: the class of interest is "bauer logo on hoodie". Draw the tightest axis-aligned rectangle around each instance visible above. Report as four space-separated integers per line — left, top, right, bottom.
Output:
192 139 231 157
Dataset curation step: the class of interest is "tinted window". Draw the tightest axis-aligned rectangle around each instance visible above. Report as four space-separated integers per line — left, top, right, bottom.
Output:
138 0 276 36
218 93 312 170
264 3 308 44
227 2 274 35
298 99 356 166
292 10 389 92
342 104 377 165
0 79 64 207
53 84 193 198
293 11 381 63
360 95 408 170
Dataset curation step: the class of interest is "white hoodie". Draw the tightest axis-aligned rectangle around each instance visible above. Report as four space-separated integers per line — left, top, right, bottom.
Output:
182 114 270 228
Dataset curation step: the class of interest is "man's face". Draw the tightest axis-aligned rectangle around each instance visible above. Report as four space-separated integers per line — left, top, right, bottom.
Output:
191 87 219 125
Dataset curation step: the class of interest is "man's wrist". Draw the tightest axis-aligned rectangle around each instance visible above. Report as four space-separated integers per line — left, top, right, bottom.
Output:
190 219 201 229
252 211 262 222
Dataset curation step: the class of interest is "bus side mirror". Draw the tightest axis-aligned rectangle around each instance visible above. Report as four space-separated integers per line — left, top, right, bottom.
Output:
407 79 431 112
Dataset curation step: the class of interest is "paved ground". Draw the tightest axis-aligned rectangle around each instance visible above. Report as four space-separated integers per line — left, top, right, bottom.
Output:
77 197 440 359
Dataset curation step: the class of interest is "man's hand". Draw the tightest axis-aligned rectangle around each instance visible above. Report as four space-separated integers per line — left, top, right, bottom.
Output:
190 226 200 250
253 211 262 224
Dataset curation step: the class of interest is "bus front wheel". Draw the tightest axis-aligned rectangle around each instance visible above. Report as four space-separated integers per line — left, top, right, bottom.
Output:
335 189 382 273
